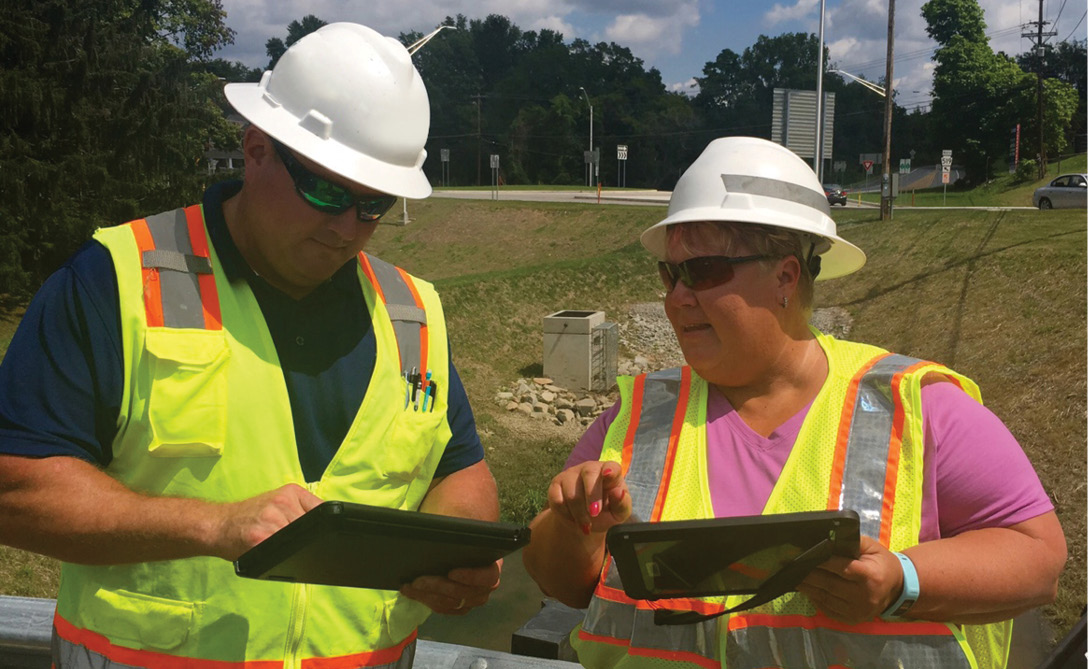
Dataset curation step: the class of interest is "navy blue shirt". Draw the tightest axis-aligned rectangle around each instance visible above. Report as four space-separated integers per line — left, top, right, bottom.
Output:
0 180 483 482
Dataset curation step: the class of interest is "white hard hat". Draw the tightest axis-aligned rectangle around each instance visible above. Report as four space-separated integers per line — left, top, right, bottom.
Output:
224 22 431 199
641 137 865 280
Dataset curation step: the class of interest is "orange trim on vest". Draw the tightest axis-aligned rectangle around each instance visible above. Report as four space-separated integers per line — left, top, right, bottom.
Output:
54 612 281 669
629 646 720 669
129 219 165 328
593 562 728 616
826 353 889 510
578 627 720 669
357 254 386 304
650 366 691 522
621 375 646 476
301 631 417 669
395 266 428 377
184 205 222 330
55 612 415 669
728 612 957 636
577 627 632 647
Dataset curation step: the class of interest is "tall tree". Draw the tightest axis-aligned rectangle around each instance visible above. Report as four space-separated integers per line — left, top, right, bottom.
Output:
921 0 1076 182
0 0 237 295
694 33 824 140
265 15 326 70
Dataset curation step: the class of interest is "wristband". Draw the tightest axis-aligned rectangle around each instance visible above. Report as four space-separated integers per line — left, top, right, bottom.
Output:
881 552 919 620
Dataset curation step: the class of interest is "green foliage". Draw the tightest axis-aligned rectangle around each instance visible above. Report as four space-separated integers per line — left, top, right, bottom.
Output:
921 0 987 45
1013 159 1039 183
0 0 238 297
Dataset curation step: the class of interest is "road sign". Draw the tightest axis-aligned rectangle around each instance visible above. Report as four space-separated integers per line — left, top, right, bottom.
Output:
617 144 628 161
941 171 950 184
940 156 953 169
833 160 846 173
440 149 450 162
490 154 500 169
862 160 874 173
899 158 911 174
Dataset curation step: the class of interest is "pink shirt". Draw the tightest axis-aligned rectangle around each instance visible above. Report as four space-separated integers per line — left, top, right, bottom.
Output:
566 382 1052 540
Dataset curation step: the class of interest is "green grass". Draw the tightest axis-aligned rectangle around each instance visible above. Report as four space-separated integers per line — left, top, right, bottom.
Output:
0 192 1084 645
857 153 1087 207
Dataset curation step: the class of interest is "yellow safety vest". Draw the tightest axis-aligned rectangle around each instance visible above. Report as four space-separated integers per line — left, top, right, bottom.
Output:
53 205 453 668
572 332 1012 669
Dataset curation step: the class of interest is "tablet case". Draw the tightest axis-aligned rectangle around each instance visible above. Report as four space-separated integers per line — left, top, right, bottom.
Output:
605 510 860 606
234 500 531 590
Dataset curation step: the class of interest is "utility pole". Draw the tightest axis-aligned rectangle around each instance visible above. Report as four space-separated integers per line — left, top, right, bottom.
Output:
473 92 483 187
880 0 895 221
1023 0 1056 179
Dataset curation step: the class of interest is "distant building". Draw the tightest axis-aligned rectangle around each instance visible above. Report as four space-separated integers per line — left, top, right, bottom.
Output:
204 113 246 175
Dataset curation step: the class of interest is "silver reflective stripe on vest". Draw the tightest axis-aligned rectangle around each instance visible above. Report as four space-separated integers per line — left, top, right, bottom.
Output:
364 253 426 374
837 353 919 538
627 368 683 523
53 627 417 669
581 368 722 663
582 562 720 663
142 208 208 329
728 624 971 669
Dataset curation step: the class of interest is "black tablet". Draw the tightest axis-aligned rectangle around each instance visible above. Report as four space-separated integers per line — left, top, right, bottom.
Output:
605 510 860 601
234 501 531 590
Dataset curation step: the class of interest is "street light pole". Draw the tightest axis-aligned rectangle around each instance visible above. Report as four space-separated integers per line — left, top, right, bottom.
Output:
580 86 594 187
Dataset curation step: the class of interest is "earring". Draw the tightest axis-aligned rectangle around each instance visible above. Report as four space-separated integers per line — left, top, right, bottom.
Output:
781 296 789 308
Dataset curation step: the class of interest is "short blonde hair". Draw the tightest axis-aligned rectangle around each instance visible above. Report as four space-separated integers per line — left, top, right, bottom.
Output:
666 221 818 310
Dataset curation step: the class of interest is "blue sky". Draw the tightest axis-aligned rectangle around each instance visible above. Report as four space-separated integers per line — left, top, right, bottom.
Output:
214 0 1087 114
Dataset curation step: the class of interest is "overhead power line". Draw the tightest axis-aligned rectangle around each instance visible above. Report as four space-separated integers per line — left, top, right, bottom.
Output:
1063 11 1086 41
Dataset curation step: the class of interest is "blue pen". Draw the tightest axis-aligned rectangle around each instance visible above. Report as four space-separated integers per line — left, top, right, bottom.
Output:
421 370 433 411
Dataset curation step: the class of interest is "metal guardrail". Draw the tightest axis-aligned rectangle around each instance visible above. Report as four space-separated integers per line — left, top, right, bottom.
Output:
0 596 579 669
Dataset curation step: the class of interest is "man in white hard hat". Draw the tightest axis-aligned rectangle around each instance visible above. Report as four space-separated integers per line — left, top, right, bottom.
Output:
0 22 499 666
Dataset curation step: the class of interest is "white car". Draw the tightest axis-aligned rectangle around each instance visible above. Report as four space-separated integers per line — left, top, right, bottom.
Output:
1032 173 1087 209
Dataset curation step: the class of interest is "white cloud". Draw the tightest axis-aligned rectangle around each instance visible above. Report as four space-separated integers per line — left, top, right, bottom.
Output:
669 77 700 95
602 2 699 57
526 15 577 36
765 0 819 26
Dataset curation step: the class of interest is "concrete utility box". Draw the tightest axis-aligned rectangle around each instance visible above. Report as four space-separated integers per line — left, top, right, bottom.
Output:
543 310 617 392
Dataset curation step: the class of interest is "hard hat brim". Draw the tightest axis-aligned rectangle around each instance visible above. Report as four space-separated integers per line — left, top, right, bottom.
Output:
640 206 867 281
225 82 433 200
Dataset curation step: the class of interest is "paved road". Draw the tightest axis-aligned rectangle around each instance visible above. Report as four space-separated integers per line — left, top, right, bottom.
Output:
431 189 1034 211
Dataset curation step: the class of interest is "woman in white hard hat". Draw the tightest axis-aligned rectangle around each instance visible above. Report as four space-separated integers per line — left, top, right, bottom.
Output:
523 136 1066 669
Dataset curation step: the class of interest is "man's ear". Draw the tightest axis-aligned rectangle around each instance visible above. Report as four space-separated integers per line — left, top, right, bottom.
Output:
242 126 275 168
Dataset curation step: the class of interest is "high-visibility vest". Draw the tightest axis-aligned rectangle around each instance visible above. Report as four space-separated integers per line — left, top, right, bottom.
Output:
572 332 1012 669
53 205 453 668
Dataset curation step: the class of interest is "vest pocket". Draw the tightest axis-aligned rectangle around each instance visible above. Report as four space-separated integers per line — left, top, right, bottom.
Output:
90 588 195 650
144 328 230 457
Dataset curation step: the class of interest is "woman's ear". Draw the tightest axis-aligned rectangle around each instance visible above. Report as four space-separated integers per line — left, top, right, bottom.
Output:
777 254 802 294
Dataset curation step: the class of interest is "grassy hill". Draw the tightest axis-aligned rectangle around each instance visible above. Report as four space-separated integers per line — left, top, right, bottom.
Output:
0 196 1083 644
858 153 1087 207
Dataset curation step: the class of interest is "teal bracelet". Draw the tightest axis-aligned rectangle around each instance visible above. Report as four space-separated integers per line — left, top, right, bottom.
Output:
881 552 920 620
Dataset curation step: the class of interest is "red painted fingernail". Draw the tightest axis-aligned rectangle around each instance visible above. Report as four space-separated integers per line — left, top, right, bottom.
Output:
589 501 601 517
602 467 614 477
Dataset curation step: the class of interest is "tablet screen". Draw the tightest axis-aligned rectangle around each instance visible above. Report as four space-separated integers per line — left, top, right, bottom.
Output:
607 510 859 600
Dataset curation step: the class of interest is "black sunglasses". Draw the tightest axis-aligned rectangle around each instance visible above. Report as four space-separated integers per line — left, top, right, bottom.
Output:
657 254 772 292
272 140 397 221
